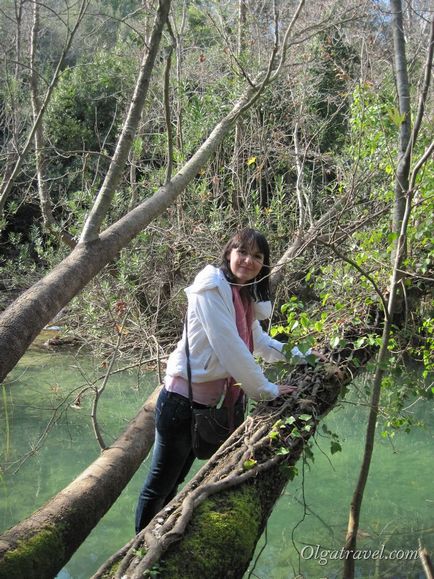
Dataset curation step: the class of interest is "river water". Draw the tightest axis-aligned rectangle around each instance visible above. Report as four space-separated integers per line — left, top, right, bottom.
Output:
1 339 432 578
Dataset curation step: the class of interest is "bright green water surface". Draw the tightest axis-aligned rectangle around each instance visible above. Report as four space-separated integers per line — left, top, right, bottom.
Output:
1 340 432 578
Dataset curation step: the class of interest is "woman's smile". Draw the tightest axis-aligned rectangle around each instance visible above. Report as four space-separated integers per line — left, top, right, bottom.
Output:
229 246 264 284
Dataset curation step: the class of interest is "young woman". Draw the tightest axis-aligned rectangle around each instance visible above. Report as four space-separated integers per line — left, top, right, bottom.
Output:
135 228 302 533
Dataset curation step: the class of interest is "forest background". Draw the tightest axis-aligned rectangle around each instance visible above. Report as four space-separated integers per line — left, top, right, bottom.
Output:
0 0 433 577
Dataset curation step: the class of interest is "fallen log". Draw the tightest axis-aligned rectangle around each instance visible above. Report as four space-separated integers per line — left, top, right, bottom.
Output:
0 387 161 579
94 325 379 578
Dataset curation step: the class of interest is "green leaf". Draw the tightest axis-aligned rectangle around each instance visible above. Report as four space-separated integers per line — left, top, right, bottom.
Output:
243 458 257 470
298 414 312 422
288 466 299 480
314 321 324 332
387 107 406 126
321 293 331 306
275 447 290 455
330 441 342 454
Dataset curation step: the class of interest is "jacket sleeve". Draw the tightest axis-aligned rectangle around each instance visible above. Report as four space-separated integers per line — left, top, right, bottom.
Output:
192 288 279 401
252 320 286 362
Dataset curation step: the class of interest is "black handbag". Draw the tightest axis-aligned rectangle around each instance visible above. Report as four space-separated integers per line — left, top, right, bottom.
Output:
185 317 245 459
190 403 245 460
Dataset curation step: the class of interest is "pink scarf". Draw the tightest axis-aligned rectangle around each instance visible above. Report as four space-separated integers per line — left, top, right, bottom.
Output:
224 286 254 411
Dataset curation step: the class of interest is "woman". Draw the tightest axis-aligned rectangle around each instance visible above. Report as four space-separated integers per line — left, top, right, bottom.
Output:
135 228 302 533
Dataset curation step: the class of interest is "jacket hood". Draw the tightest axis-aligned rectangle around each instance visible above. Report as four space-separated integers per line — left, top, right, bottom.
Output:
185 265 223 294
186 265 273 320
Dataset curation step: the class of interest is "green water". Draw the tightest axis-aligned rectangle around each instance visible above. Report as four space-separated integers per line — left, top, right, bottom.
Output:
248 395 433 579
1 341 432 578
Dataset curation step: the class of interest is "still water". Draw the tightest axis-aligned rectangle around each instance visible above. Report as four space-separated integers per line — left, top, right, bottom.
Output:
1 341 432 578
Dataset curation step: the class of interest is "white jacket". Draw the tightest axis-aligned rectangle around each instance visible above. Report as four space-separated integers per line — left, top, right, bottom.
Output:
165 265 286 401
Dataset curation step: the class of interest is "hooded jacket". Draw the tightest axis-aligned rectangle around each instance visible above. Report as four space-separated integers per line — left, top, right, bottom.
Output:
165 265 286 401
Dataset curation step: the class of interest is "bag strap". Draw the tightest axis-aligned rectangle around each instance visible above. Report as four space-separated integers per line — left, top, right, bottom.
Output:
184 313 194 411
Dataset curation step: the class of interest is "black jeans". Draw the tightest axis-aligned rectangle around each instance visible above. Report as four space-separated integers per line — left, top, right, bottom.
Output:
135 388 206 533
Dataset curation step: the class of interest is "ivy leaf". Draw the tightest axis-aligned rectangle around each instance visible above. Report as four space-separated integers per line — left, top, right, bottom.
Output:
275 447 290 455
243 458 257 471
298 414 312 422
268 430 279 440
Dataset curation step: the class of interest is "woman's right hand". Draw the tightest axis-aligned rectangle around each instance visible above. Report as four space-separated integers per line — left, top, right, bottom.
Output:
277 383 297 397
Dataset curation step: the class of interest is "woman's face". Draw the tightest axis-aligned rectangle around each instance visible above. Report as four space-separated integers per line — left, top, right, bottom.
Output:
228 244 264 284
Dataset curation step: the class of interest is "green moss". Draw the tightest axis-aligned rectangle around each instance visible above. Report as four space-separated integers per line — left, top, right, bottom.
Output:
101 559 121 578
0 526 66 579
160 484 262 578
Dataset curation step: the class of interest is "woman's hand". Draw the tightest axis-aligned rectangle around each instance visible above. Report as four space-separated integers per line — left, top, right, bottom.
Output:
278 383 297 396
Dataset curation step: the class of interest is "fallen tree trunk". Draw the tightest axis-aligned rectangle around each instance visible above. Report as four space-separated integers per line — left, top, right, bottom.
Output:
94 325 379 579
0 387 160 579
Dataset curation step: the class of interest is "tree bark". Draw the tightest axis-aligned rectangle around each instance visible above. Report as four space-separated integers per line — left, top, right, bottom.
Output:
79 0 172 242
390 0 411 244
419 543 434 579
30 0 53 229
0 387 160 579
230 0 248 210
29 0 75 248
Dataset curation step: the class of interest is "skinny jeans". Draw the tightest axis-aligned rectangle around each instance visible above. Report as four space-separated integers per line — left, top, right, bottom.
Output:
135 387 206 533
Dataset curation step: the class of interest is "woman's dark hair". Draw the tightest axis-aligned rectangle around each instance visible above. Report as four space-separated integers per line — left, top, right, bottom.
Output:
220 228 271 301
